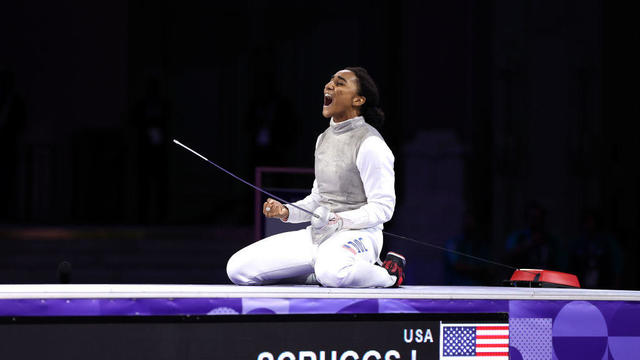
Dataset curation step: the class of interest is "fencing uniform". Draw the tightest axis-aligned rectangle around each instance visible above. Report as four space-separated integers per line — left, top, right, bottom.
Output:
226 116 396 287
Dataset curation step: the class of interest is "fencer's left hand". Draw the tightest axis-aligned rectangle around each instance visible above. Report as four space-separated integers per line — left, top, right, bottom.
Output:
310 206 343 244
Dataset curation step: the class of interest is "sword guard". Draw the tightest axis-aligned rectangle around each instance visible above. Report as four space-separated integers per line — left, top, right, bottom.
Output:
311 206 331 229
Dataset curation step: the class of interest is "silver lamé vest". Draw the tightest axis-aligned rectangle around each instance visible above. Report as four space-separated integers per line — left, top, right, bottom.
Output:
314 116 383 213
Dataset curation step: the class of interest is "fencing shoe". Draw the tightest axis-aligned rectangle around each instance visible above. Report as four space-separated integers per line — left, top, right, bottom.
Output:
382 251 406 287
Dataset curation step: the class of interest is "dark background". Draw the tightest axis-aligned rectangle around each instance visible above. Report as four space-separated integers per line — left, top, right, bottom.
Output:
1 0 638 288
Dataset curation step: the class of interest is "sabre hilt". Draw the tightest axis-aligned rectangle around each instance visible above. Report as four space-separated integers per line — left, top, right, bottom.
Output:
311 206 332 229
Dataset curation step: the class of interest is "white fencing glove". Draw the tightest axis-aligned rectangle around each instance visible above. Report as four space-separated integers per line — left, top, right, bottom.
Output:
310 206 343 245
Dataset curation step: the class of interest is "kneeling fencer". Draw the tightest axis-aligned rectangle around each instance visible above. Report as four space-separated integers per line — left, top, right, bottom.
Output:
226 67 406 288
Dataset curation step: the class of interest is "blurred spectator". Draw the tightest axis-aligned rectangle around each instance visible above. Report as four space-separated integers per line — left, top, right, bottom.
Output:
504 202 565 271
0 68 26 222
251 94 294 166
132 77 170 223
569 211 623 289
444 212 492 285
57 261 72 284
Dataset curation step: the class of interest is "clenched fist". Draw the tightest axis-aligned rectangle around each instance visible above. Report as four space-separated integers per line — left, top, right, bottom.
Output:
263 198 289 221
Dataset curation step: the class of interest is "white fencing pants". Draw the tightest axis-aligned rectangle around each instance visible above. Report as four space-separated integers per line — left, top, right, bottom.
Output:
227 227 395 288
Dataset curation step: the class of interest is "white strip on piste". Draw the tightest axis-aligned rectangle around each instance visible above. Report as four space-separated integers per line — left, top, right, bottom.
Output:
1 284 640 301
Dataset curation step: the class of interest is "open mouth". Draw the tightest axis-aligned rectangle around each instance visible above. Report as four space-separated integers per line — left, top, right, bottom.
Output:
324 93 333 107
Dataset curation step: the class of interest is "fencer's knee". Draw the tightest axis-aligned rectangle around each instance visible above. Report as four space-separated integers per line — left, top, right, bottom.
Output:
226 252 255 285
314 254 353 288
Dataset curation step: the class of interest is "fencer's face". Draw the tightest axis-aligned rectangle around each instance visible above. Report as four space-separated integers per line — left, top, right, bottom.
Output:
322 70 365 122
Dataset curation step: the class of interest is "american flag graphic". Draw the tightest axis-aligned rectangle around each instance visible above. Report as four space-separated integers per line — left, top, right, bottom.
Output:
439 323 509 360
342 244 357 254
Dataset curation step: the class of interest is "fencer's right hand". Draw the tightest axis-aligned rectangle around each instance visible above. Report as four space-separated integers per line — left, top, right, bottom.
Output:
263 198 289 221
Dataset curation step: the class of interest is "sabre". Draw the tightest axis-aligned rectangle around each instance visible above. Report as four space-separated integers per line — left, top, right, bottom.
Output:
173 139 525 273
173 139 320 219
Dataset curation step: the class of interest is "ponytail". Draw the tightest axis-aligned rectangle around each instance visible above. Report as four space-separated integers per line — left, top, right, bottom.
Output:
362 106 385 129
345 66 385 128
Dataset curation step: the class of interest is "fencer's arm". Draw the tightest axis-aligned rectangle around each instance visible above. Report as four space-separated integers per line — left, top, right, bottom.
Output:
338 136 396 229
282 180 322 223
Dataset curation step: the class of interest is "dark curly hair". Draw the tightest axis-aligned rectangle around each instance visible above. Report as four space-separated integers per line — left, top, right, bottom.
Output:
345 66 385 128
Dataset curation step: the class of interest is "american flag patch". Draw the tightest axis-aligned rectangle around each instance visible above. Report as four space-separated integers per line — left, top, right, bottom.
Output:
439 323 509 359
342 244 356 254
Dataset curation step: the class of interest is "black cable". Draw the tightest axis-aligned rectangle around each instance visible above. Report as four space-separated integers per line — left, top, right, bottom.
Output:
383 231 518 272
